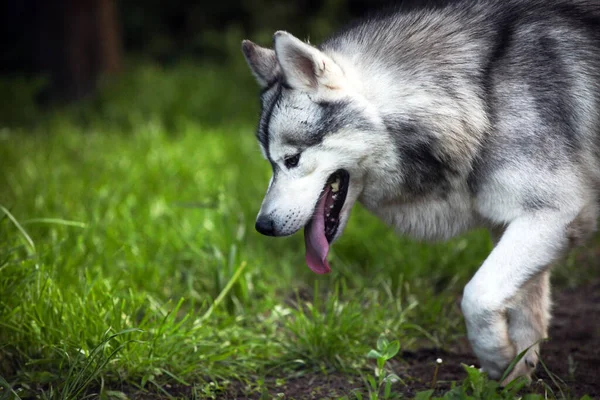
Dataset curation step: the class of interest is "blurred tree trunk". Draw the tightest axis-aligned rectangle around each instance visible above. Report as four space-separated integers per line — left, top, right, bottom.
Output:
36 0 123 102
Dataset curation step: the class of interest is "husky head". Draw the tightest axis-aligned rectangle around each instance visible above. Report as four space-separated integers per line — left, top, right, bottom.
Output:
242 31 385 274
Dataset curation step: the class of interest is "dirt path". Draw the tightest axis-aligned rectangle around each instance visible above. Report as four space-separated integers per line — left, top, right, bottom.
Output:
218 281 600 399
390 280 600 398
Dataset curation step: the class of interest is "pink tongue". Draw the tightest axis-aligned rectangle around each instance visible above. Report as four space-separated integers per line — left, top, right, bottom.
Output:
304 189 331 274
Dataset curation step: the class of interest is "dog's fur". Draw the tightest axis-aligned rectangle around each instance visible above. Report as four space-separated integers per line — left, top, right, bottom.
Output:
242 0 600 383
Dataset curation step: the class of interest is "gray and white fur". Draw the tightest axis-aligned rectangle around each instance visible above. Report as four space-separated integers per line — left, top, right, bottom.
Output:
242 0 600 384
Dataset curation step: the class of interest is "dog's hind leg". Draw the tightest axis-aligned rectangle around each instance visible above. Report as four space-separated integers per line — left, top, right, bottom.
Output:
502 270 551 385
461 211 576 380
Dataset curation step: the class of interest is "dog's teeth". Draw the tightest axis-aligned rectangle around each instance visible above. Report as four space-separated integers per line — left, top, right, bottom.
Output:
330 205 334 209
331 180 339 193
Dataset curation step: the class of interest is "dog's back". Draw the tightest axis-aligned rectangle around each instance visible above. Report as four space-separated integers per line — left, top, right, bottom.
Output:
319 0 600 222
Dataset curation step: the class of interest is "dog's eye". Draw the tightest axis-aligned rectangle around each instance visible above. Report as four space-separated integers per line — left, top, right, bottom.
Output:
284 154 301 169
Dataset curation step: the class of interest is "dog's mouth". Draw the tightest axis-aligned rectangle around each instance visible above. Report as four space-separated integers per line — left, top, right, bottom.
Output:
303 169 350 274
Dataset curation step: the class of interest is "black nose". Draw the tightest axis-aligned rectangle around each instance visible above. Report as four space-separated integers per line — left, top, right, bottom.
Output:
255 215 276 236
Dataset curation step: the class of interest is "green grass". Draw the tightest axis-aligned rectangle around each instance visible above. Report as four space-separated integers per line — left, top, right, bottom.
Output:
0 63 592 399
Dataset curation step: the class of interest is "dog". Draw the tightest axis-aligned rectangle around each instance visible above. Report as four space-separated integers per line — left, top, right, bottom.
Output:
241 0 600 384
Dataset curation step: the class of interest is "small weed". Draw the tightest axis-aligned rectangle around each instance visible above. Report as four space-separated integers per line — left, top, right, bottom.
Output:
349 335 402 400
412 365 529 400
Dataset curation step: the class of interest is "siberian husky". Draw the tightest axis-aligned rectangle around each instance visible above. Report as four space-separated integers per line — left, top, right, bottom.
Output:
241 0 600 384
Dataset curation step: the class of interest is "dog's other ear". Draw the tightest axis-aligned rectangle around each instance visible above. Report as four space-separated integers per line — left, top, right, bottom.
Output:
273 31 344 91
242 40 279 87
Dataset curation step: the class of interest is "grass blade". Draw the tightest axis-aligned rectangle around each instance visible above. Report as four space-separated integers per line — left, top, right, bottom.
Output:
199 261 248 322
0 205 35 253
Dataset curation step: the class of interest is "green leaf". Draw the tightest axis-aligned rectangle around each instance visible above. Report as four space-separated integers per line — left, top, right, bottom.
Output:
367 374 378 390
0 375 21 400
384 379 392 399
103 391 129 400
368 350 383 359
462 364 484 396
442 386 466 399
414 389 434 400
377 336 389 352
384 340 400 360
522 395 544 400
260 388 271 400
140 374 153 388
384 373 404 387
500 346 530 383
502 375 528 395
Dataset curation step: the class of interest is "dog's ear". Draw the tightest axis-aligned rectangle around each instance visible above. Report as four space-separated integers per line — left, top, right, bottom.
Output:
273 31 344 91
242 40 279 88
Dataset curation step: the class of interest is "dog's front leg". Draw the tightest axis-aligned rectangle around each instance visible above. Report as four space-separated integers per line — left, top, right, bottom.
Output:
461 211 573 380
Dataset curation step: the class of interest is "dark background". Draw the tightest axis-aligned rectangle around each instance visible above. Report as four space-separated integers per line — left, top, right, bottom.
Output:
1 0 406 103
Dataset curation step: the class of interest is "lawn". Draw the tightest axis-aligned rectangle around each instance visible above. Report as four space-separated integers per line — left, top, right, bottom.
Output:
0 64 596 399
